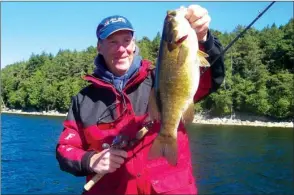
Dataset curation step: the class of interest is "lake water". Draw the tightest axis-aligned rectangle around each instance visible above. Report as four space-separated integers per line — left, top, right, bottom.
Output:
1 113 293 194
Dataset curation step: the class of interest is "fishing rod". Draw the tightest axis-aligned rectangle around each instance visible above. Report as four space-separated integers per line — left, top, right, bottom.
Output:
201 1 276 76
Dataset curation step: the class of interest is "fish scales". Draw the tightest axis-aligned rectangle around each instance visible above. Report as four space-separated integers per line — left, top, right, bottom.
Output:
148 6 210 166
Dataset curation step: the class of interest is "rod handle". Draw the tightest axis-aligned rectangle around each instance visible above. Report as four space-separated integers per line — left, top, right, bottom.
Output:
84 173 104 191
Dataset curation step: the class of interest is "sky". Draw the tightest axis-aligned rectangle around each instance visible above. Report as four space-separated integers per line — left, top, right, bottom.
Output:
1 1 293 69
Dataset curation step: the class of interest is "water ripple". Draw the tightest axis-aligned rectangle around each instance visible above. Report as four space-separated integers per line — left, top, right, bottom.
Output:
1 115 293 194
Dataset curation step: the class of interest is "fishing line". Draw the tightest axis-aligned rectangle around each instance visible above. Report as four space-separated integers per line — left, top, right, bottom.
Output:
200 1 276 76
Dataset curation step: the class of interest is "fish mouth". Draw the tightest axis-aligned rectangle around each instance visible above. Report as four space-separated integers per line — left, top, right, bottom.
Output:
175 35 188 45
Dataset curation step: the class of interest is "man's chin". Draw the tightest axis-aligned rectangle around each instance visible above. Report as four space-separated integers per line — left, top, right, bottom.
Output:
113 64 130 76
115 63 130 71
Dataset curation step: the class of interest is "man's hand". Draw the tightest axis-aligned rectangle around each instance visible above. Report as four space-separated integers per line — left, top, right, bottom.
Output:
185 5 211 42
89 148 128 175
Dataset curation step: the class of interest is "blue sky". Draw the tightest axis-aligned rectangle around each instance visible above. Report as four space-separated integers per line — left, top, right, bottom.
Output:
1 1 293 68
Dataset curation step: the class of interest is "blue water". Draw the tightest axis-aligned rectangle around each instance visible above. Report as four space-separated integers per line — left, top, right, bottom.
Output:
1 113 85 194
1 113 294 194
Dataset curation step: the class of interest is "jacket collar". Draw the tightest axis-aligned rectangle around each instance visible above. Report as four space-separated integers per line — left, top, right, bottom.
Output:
84 58 152 93
93 54 142 91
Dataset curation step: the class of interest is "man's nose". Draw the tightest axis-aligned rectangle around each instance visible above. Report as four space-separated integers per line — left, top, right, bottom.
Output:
117 44 127 53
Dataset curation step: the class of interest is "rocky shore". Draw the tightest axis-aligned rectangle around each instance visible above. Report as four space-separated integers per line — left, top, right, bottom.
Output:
1 108 293 128
193 114 293 128
1 109 67 117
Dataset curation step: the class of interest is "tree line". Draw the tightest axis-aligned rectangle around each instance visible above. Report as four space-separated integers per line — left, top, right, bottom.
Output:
1 19 293 120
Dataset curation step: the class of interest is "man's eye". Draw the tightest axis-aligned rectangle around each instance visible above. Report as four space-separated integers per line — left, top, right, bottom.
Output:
109 40 117 44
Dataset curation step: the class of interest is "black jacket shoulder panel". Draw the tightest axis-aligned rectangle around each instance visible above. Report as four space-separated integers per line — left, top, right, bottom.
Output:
75 84 118 128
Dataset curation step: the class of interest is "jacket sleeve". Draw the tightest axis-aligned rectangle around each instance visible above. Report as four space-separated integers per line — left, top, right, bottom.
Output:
194 30 225 102
56 95 96 176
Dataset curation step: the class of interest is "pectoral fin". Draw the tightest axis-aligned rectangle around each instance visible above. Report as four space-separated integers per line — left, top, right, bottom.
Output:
197 50 210 67
148 88 161 121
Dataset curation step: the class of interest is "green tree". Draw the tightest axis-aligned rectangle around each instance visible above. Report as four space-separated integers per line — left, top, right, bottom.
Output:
1 19 293 120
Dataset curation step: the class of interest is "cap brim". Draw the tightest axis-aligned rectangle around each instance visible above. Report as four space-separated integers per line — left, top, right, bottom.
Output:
99 28 134 40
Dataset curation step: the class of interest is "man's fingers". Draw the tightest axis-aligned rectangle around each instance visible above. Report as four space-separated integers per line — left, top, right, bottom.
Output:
185 5 201 20
110 153 125 164
190 14 211 31
185 5 208 23
109 149 128 158
108 166 117 173
197 21 210 35
89 148 127 175
98 159 121 173
185 7 193 20
109 161 121 169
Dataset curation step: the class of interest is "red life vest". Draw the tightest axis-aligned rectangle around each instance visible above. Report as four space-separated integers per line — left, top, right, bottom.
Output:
82 60 197 194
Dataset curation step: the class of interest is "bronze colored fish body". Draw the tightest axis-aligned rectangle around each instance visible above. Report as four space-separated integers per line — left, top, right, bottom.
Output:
148 7 210 166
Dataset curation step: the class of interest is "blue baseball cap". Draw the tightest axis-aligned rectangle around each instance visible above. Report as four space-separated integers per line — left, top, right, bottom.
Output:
96 15 134 40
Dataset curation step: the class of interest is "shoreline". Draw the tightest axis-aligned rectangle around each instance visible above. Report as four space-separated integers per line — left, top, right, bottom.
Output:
1 109 293 128
1 109 67 117
192 117 293 128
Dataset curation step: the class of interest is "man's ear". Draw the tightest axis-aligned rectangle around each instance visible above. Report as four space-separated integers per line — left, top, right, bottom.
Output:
96 42 100 53
132 39 137 53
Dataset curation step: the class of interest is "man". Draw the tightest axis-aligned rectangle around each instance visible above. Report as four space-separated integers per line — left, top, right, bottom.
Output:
56 4 225 195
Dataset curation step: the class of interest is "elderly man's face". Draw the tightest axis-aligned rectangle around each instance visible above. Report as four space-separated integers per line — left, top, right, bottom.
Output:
98 30 135 76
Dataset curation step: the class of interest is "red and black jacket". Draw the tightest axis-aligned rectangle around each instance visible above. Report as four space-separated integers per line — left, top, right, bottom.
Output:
56 31 225 188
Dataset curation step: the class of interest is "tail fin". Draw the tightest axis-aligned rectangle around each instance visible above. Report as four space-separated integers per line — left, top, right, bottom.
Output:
148 135 178 166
